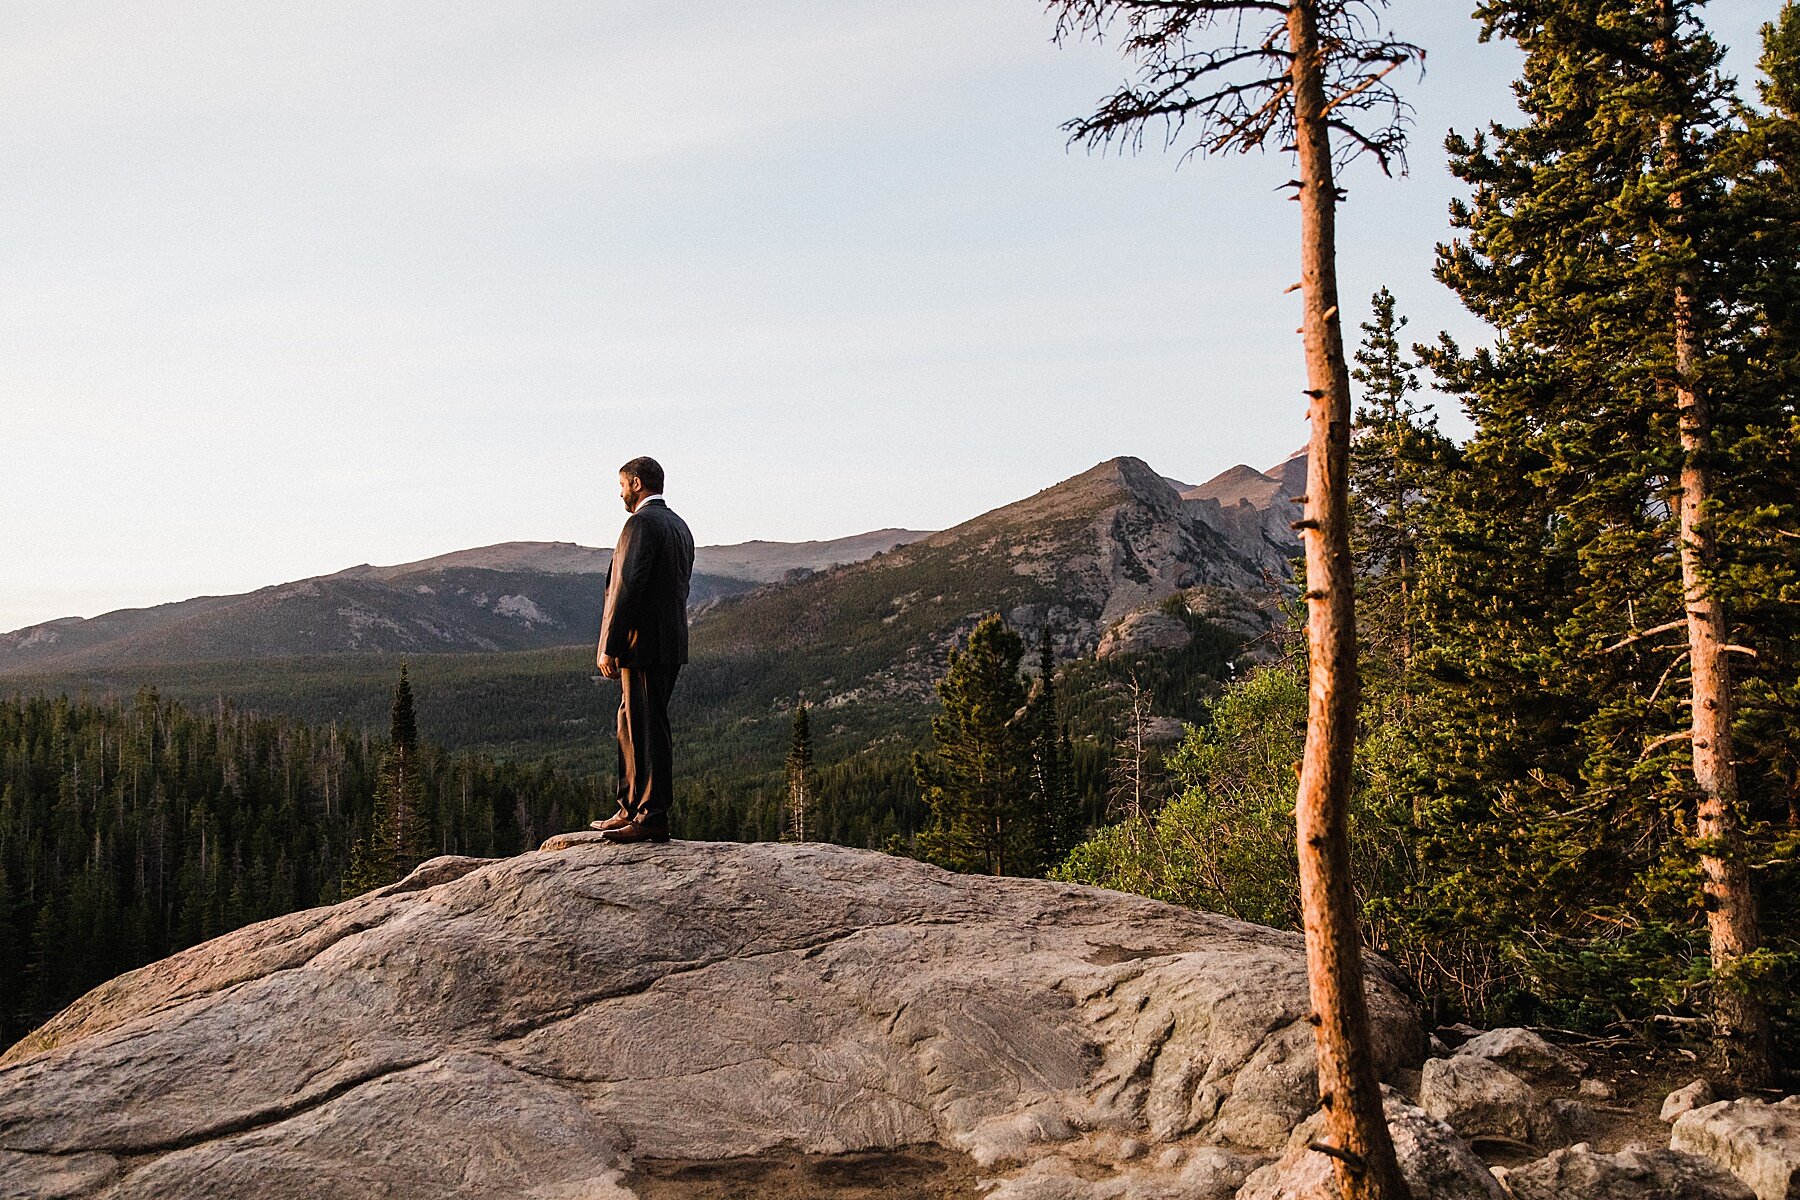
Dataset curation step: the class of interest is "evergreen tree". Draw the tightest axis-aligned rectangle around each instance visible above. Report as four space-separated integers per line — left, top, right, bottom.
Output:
914 615 1034 876
1349 287 1452 693
784 702 817 843
1415 0 1794 1079
1029 625 1083 870
345 667 433 896
1720 4 1800 847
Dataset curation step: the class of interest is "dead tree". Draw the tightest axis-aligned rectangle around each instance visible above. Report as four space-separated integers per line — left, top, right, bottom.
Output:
1048 3 1420 1195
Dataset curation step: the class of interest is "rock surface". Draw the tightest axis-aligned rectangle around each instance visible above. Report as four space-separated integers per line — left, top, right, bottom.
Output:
1454 1026 1585 1083
0 838 1424 1200
1096 611 1194 660
1500 1144 1756 1200
1236 1088 1505 1200
1672 1098 1800 1200
1665 1080 1723 1123
1421 1054 1565 1146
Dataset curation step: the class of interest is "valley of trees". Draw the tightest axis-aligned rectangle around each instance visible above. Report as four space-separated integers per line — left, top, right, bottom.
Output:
0 685 607 1045
5 0 1796 1120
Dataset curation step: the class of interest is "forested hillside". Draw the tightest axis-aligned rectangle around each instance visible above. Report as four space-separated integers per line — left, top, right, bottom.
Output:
1057 0 1800 1079
0 689 608 1045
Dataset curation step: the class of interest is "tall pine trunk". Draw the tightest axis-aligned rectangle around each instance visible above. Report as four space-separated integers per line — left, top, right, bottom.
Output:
1287 3 1410 1196
1676 287 1771 1088
1659 1 1771 1088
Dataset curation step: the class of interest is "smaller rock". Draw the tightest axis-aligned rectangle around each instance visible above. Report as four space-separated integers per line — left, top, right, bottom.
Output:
1664 1080 1722 1123
962 1105 1076 1168
1437 1022 1485 1047
1237 1089 1505 1200
1176 1146 1259 1198
1671 1098 1800 1200
1429 1034 1452 1058
1422 1054 1564 1146
1580 1078 1618 1102
1500 1144 1755 1200
1454 1026 1586 1082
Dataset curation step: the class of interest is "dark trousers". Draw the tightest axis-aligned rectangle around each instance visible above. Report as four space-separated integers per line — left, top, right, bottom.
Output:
616 664 679 822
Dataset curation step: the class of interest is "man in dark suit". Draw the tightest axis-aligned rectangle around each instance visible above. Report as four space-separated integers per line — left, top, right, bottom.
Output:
590 456 694 844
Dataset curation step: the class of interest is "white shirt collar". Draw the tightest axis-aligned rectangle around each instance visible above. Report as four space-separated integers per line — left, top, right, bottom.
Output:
633 493 664 512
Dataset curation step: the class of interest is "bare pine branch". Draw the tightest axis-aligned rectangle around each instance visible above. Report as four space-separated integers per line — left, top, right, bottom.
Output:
1048 0 1421 172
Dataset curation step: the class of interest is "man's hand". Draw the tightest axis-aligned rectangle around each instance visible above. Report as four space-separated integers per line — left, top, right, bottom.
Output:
597 652 620 679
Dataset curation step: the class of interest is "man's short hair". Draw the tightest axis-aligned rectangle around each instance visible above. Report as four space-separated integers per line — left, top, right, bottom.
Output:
620 456 665 493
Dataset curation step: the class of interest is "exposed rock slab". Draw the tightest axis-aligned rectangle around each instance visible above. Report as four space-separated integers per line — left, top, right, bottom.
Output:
1672 1098 1800 1200
0 839 1423 1199
1096 611 1194 660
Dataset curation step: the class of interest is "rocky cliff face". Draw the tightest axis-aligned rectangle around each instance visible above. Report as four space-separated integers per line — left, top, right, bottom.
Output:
0 839 1423 1200
1178 451 1307 581
686 457 1274 710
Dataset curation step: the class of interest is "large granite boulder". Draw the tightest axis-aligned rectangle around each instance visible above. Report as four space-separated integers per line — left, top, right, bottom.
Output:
0 838 1423 1199
1672 1098 1800 1200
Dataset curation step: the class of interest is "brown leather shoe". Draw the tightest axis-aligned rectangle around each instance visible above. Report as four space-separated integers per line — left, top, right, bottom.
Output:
600 817 670 844
589 809 634 832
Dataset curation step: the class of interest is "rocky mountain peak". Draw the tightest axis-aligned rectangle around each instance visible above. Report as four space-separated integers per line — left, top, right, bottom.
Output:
1065 455 1184 510
1182 463 1282 508
945 457 1184 538
1175 451 1310 579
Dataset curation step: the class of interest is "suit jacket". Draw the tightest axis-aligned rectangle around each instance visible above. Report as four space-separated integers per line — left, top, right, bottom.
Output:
598 498 695 668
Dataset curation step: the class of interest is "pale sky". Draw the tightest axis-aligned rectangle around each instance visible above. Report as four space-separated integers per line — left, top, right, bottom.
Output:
1 2 1778 632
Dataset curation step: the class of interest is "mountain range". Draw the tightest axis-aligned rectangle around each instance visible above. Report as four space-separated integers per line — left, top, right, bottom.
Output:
0 530 932 675
680 455 1290 712
0 453 1306 748
2 455 1301 678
